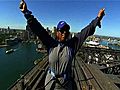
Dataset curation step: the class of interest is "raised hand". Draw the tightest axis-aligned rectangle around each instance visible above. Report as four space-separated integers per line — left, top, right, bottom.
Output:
19 0 28 13
97 8 105 21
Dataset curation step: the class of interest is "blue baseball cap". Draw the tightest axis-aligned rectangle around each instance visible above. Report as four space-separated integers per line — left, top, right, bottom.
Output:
57 21 70 31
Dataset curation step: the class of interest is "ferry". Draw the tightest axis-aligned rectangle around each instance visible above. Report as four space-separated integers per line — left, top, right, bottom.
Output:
5 49 15 54
86 41 100 46
85 41 109 49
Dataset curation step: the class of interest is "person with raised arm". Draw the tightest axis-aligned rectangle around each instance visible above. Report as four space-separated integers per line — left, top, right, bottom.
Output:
19 0 105 90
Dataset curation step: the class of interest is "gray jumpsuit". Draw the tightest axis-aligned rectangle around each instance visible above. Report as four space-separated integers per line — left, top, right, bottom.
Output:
25 13 101 90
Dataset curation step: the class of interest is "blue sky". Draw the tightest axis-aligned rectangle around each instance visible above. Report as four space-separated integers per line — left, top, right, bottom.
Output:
0 0 120 37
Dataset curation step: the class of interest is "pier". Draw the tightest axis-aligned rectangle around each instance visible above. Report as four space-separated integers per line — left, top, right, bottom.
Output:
8 46 120 90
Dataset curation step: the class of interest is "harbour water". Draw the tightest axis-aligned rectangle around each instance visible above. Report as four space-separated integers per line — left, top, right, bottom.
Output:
100 40 120 50
0 42 44 90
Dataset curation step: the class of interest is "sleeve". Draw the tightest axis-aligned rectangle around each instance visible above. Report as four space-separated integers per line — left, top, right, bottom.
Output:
73 17 101 53
24 13 57 49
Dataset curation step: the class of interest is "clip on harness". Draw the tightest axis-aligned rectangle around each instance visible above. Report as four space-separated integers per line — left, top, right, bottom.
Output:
40 69 67 90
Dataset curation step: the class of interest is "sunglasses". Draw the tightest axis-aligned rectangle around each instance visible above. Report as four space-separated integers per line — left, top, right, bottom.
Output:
59 25 69 33
59 29 69 34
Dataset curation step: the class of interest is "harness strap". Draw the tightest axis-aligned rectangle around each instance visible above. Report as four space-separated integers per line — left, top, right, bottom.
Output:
39 77 55 90
48 69 66 80
40 69 67 89
48 69 66 88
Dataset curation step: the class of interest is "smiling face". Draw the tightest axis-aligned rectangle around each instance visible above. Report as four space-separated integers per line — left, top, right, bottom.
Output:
56 29 70 42
56 21 70 42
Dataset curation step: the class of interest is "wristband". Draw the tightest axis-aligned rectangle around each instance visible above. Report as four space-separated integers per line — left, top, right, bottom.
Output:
24 10 32 15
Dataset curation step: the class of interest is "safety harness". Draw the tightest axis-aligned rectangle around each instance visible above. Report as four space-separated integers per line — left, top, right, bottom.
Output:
40 69 68 90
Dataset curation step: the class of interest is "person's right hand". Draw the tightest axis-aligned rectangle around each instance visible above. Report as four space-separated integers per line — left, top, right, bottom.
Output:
19 0 28 13
97 8 105 21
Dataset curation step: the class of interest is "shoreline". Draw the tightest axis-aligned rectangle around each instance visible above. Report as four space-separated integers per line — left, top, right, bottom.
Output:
0 45 8 48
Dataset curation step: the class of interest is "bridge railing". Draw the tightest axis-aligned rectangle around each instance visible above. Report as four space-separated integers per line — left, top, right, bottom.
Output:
78 46 120 75
8 54 48 90
78 46 120 64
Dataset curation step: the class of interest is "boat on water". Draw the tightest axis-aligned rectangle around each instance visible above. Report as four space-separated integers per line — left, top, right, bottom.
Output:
86 41 100 46
85 40 110 49
5 49 15 54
